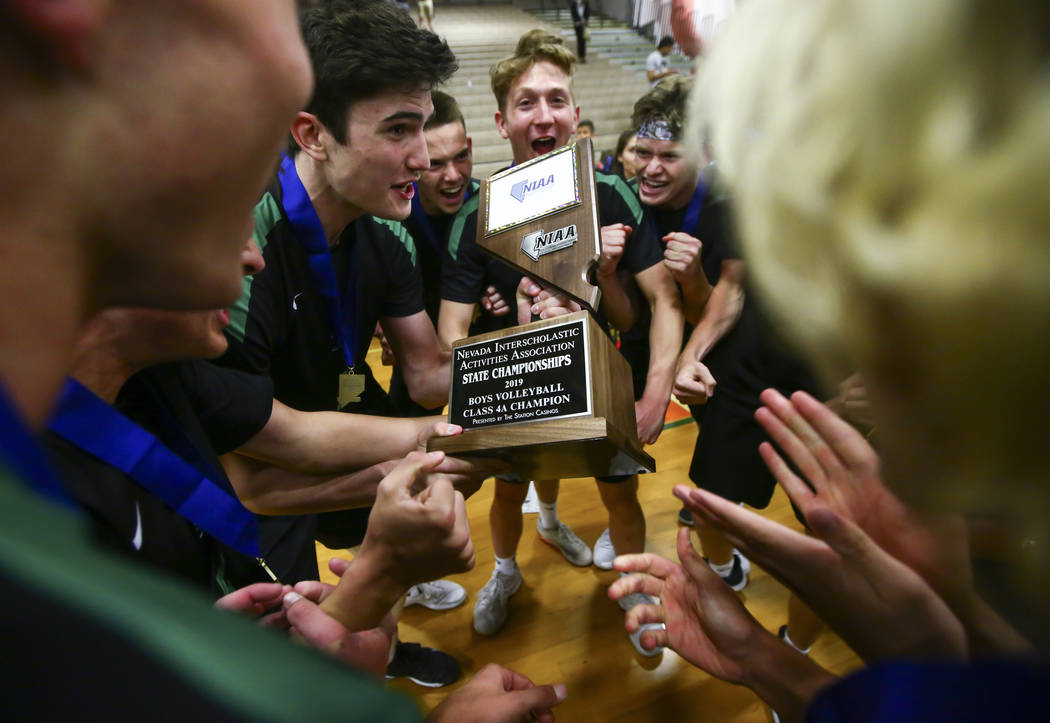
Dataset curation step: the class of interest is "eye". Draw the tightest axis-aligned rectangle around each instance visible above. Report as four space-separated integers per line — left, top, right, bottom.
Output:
387 124 407 138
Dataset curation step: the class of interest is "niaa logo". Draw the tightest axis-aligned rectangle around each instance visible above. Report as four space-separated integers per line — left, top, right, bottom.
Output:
510 174 555 202
521 224 578 261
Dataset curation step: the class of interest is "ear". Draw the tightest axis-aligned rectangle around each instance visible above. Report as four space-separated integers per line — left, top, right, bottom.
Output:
466 137 473 156
289 112 329 162
494 111 510 140
7 0 106 73
573 104 581 128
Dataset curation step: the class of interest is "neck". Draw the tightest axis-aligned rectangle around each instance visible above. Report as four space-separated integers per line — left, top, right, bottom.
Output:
665 169 702 211
294 152 363 247
69 334 145 406
0 225 91 429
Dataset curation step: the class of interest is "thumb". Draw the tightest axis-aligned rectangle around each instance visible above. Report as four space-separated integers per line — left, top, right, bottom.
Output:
623 224 632 237
676 526 718 584
283 591 346 647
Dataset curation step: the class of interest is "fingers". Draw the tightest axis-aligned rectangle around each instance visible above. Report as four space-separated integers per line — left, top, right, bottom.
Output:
328 557 352 578
609 570 667 603
612 550 678 579
623 601 666 632
214 582 289 614
379 450 446 501
757 389 846 487
283 591 346 648
791 390 877 470
756 440 816 511
292 579 332 603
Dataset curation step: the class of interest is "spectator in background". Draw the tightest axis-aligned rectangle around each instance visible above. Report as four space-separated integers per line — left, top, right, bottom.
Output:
576 119 596 140
612 129 642 180
570 0 590 62
417 0 434 31
646 36 678 87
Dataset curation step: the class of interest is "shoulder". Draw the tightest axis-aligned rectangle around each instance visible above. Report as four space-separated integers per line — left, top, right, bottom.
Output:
446 180 482 262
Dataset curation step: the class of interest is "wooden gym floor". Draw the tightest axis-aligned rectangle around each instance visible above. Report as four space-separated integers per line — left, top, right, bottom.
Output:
316 342 861 722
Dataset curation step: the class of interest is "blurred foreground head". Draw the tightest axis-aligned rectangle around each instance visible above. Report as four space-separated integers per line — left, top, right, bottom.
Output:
697 0 1050 531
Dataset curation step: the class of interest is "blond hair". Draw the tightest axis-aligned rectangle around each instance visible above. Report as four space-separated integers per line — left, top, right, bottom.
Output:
696 0 1050 526
490 29 577 112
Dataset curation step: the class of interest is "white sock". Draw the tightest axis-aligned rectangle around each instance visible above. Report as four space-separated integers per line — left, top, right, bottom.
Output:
710 555 735 576
782 627 812 655
494 555 518 577
538 501 559 529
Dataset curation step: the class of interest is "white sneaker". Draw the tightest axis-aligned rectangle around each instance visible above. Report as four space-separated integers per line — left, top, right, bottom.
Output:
593 528 616 570
472 569 522 635
618 591 664 657
537 519 593 566
405 580 467 611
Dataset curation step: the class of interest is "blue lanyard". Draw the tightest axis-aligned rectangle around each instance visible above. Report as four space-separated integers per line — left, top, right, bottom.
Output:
47 378 262 559
0 381 70 506
409 182 474 254
681 179 707 236
645 178 707 242
277 154 358 369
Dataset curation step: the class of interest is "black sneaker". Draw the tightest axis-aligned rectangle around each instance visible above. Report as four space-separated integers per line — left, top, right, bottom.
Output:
678 508 694 526
385 641 461 688
716 553 749 592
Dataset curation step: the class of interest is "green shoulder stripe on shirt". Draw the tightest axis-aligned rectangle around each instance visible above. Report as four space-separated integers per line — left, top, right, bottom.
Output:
597 173 644 226
228 191 281 343
0 467 421 723
372 218 418 267
447 180 481 261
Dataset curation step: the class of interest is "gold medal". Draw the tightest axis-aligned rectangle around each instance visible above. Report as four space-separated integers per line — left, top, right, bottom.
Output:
338 371 365 407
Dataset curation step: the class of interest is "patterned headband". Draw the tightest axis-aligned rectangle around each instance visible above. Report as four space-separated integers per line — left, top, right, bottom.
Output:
636 117 679 141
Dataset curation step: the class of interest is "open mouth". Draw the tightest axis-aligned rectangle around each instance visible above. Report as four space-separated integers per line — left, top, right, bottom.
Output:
393 181 415 200
216 308 230 327
439 184 465 201
531 136 557 155
639 177 669 195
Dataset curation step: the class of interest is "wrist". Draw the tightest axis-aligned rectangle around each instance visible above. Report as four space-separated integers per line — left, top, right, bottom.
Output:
320 545 407 631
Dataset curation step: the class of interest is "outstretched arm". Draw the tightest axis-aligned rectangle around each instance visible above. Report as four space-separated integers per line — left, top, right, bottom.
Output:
611 528 838 722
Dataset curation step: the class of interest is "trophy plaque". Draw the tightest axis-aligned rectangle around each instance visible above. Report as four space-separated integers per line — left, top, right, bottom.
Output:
428 138 655 479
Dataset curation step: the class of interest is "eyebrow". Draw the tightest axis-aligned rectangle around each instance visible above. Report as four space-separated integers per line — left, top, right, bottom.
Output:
381 110 426 124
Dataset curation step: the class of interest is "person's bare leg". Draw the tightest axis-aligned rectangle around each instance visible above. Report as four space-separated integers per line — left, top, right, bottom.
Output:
490 478 530 558
697 524 734 566
785 591 823 650
597 477 645 555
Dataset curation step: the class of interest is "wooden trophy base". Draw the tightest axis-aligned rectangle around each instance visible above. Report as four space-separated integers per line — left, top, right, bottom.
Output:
428 311 655 480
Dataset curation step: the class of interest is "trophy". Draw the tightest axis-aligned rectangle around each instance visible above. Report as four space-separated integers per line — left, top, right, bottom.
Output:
428 138 655 479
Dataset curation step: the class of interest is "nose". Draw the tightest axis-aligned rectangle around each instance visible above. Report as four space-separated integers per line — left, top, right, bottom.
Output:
241 237 265 276
442 161 463 185
407 130 430 173
534 99 554 126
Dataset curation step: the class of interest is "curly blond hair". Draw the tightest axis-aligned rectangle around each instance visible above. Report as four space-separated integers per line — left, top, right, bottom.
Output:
697 0 1050 528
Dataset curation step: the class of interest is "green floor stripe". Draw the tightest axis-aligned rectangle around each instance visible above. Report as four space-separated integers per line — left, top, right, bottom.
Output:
662 416 696 431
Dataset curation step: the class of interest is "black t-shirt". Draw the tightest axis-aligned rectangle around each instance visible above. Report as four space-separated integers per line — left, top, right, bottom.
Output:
221 172 425 414
441 170 662 335
648 182 821 403
43 361 275 596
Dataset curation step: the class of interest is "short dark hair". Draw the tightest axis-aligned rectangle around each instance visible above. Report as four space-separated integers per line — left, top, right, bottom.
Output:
578 119 595 133
425 90 466 132
293 0 457 151
632 75 692 139
658 35 675 49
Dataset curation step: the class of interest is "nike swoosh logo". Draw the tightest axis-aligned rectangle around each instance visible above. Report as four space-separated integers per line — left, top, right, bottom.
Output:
132 501 143 551
292 292 304 311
